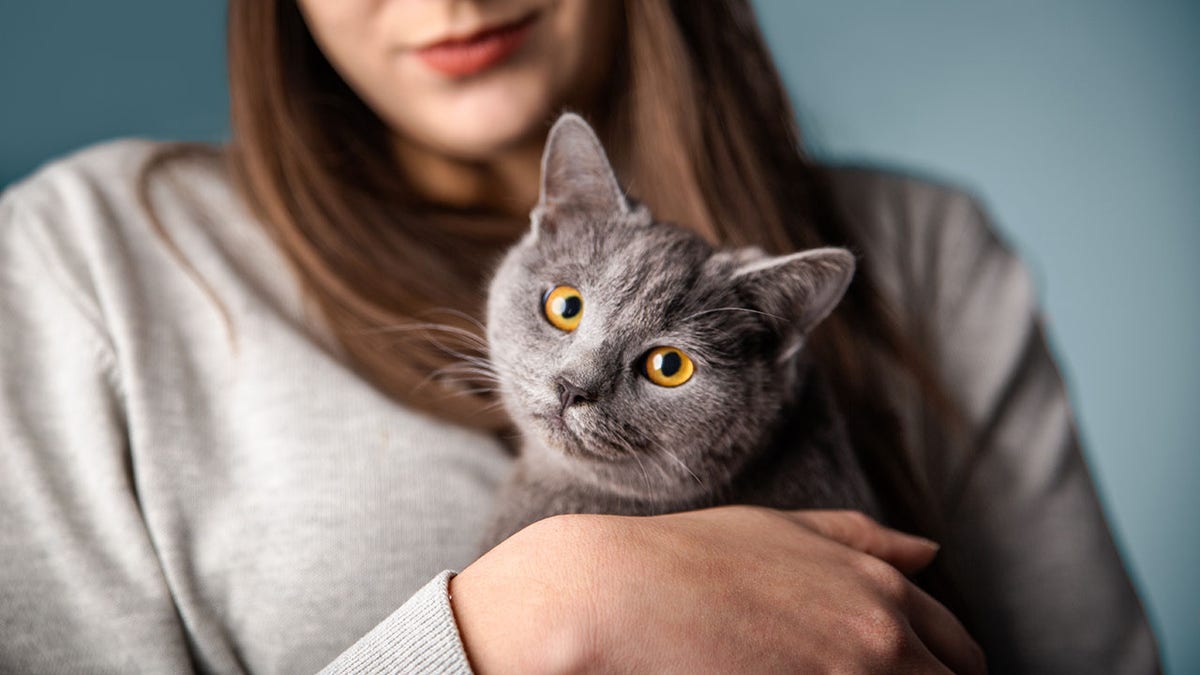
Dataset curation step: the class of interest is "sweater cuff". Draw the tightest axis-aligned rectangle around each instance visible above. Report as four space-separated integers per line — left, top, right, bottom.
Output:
319 570 473 674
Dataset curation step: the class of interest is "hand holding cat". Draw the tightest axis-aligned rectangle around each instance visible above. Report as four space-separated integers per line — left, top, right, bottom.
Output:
450 506 986 674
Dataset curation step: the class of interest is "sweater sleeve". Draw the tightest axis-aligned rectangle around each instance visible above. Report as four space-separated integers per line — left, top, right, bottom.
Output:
0 189 196 671
915 190 1161 673
318 570 474 674
0 188 477 674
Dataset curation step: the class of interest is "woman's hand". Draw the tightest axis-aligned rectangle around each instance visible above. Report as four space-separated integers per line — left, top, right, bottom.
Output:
450 506 985 674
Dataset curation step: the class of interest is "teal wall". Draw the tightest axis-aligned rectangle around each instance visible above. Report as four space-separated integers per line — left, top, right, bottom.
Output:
0 2 227 187
2 2 1196 671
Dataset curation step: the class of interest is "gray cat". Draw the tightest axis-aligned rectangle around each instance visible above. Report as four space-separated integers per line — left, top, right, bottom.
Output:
482 114 877 551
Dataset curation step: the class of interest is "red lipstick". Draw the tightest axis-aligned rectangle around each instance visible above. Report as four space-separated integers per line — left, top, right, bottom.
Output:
415 12 538 78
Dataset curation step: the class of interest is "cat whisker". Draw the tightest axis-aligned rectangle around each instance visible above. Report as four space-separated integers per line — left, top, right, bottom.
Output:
364 312 515 405
479 400 509 413
431 364 503 382
369 326 492 367
682 306 787 324
630 450 653 495
426 346 501 378
414 361 502 394
418 307 488 334
463 356 514 374
360 321 487 346
660 447 704 487
423 376 500 392
432 377 502 391
441 387 499 398
436 364 508 385
433 337 490 358
364 322 493 370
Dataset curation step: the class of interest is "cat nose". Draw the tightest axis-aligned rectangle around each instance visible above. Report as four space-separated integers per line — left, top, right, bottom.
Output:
556 377 594 412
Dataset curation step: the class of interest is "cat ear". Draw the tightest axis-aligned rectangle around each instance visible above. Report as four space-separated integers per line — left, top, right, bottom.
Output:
531 113 628 235
732 247 856 341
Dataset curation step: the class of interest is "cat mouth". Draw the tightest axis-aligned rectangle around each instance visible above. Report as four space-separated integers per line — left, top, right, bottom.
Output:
531 411 623 462
531 411 580 443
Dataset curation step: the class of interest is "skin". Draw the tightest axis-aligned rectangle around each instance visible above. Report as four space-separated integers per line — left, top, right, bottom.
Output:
296 1 986 671
297 0 620 216
454 509 985 673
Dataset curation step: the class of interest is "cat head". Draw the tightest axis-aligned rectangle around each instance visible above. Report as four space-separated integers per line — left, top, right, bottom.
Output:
486 113 854 499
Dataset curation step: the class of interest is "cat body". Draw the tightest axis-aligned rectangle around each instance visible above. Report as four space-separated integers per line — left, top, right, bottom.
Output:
482 114 877 550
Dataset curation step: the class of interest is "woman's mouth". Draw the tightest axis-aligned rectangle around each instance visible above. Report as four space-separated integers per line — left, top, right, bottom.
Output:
414 11 540 78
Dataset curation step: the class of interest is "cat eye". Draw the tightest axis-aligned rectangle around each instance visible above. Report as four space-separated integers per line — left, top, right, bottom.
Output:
642 346 694 387
543 285 584 332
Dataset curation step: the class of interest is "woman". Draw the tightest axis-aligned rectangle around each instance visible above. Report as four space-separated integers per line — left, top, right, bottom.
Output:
0 0 1158 672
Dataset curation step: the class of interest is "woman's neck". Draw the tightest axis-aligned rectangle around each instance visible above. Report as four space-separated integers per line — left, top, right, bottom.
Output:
391 133 543 219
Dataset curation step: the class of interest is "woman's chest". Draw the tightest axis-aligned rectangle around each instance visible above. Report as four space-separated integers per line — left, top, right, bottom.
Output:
121 310 512 672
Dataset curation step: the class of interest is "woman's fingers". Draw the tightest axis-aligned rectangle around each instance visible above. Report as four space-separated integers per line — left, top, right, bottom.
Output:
787 510 986 671
902 581 988 675
785 509 941 575
901 627 958 675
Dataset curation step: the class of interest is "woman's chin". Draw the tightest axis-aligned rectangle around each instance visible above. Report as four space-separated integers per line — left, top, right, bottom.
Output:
396 76 557 160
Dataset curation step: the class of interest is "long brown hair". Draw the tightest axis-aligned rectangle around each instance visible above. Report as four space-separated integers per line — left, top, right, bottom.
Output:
220 0 966 611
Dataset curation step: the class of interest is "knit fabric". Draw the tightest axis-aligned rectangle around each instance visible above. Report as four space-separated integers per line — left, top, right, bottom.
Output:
319 571 472 674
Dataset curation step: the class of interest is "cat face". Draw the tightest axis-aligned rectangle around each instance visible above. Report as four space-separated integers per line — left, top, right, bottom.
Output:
486 114 854 499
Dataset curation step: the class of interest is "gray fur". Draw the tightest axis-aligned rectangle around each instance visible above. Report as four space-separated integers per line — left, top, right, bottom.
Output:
482 114 877 550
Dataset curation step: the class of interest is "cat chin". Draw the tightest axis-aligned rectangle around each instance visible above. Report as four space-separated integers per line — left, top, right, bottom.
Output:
521 421 713 502
528 413 623 463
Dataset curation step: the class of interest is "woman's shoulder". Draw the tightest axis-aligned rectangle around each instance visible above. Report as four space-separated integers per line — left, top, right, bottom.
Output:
820 164 1035 332
2 138 232 228
0 138 299 343
821 163 1048 447
1 138 236 251
2 138 247 312
821 163 1010 271
7 138 167 195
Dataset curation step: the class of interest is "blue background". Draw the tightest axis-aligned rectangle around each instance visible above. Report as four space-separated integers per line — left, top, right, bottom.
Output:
1 1 1196 670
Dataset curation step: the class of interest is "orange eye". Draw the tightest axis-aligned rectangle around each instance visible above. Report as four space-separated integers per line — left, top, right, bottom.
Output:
543 286 583 331
643 346 694 387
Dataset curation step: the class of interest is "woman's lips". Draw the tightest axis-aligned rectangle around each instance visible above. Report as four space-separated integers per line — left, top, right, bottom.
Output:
415 12 539 78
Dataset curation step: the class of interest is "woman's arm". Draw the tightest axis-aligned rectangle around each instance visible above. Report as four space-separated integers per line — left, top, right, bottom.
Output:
0 191 196 671
930 193 1160 673
830 168 1161 673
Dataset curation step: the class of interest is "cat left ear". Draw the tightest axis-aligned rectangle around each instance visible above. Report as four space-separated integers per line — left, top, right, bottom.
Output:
732 247 856 341
531 113 628 236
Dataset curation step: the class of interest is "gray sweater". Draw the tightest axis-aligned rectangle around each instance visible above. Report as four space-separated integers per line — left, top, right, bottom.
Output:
0 140 1158 673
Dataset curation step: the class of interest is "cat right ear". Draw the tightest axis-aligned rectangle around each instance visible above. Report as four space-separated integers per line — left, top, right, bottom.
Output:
531 113 629 237
732 247 856 345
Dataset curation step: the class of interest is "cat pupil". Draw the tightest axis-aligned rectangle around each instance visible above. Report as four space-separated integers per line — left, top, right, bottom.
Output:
558 296 581 318
658 351 682 377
